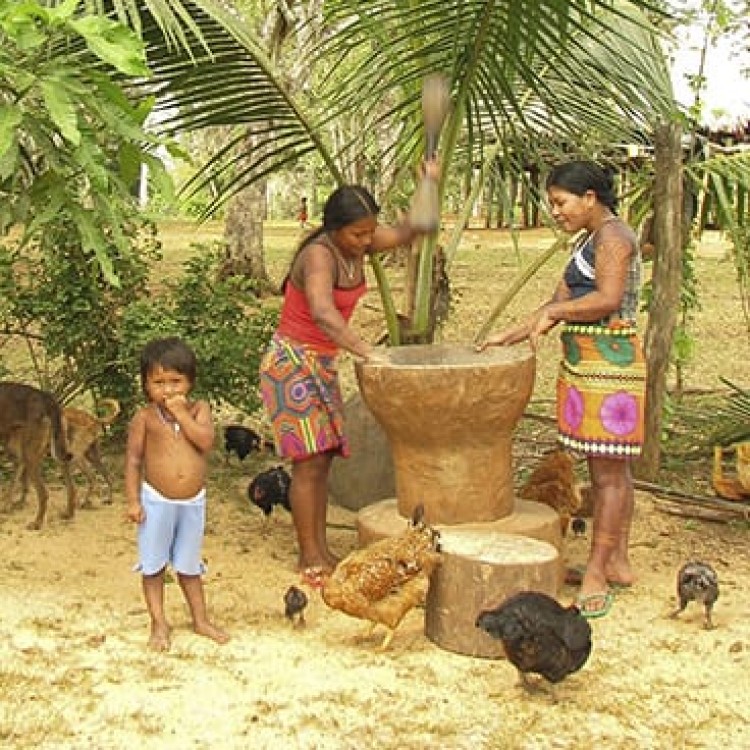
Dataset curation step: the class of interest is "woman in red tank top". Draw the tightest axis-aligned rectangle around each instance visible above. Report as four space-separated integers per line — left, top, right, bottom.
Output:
260 163 439 582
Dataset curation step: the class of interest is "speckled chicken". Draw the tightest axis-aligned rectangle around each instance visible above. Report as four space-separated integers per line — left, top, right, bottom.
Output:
321 504 442 650
476 591 592 699
669 561 719 629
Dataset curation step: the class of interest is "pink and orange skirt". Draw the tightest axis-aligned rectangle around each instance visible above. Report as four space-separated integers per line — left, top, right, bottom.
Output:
259 335 349 461
556 322 646 459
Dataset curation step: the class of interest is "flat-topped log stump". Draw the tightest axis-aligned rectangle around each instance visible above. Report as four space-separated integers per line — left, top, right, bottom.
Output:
424 529 560 658
357 498 563 556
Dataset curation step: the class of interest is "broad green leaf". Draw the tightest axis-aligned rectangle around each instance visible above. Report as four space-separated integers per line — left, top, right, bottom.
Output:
70 16 150 77
0 104 22 156
1 1 49 50
117 141 143 188
142 151 176 207
0 135 19 181
40 78 80 145
73 139 111 191
72 207 118 285
46 0 79 25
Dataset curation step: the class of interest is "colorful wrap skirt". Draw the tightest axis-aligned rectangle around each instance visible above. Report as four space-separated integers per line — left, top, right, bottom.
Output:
556 322 646 458
259 335 349 461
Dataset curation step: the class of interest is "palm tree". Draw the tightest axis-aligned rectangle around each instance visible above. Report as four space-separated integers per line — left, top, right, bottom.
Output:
112 1 675 336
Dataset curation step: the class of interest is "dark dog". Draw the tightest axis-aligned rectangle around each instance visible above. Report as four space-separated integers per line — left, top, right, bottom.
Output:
63 398 120 508
224 424 273 462
248 465 291 517
0 382 76 529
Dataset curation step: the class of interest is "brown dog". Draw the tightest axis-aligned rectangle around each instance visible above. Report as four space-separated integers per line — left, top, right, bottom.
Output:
0 382 76 530
63 399 120 507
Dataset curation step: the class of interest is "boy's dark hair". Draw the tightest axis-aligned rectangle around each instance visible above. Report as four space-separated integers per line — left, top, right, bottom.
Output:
140 337 197 392
546 160 618 212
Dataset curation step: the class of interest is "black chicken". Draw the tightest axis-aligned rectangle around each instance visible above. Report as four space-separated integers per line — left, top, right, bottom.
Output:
570 517 587 537
248 465 292 517
476 591 592 699
669 561 719 630
224 425 271 462
284 585 308 626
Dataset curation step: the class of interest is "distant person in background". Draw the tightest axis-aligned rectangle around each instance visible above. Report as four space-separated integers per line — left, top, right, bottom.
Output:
477 160 645 620
298 196 309 229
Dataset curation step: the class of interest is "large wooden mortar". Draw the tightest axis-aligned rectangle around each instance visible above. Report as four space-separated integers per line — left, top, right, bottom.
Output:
355 344 535 525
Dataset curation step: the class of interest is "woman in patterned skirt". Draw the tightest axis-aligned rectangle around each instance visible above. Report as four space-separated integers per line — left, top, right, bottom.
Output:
260 163 439 584
478 160 645 618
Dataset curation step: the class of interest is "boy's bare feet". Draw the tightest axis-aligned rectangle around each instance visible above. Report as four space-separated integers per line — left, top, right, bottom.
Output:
148 623 172 652
194 621 230 645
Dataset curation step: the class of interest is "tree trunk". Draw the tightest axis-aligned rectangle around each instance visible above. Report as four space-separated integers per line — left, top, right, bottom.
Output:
636 122 683 481
221 136 270 287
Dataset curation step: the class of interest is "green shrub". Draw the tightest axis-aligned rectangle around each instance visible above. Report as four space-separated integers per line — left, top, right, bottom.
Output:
119 243 278 416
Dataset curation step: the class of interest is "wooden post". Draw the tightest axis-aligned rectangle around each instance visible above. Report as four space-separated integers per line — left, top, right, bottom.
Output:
637 122 684 481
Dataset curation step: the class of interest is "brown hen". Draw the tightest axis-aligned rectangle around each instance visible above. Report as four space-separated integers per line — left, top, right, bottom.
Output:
321 504 442 650
519 449 582 535
712 444 750 501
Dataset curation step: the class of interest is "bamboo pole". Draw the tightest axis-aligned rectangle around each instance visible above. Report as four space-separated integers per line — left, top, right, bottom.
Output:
472 232 580 345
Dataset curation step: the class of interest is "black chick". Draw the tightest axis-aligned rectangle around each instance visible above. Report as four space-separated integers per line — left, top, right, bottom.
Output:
476 591 592 699
284 585 308 626
669 561 719 630
224 425 271 462
570 517 587 537
248 465 292 517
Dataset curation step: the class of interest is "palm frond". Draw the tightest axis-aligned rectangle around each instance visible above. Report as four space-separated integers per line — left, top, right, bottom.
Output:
317 0 675 186
710 377 750 446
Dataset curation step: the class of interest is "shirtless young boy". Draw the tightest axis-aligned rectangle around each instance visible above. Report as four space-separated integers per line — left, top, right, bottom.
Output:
125 336 229 651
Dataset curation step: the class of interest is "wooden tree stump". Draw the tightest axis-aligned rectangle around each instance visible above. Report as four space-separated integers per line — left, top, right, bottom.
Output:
424 528 560 658
357 498 562 555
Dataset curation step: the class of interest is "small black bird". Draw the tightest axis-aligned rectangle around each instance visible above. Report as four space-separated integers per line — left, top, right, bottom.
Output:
284 585 308 626
570 517 587 537
476 591 592 700
248 465 291 517
224 425 272 462
669 561 719 629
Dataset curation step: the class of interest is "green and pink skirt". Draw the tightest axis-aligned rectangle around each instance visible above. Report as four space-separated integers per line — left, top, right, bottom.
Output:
259 335 349 461
556 322 646 458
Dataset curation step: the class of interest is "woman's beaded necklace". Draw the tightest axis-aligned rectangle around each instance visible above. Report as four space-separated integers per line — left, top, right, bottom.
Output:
323 234 357 281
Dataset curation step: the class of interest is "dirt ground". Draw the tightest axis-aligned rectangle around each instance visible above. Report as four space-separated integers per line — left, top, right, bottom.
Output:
1 472 750 750
2 227 750 749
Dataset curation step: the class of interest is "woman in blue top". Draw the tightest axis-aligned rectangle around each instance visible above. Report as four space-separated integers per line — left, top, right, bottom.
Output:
478 160 646 619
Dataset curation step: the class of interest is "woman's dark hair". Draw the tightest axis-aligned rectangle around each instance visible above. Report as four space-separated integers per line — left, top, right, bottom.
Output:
140 336 197 392
546 160 618 212
283 185 380 290
322 185 380 230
